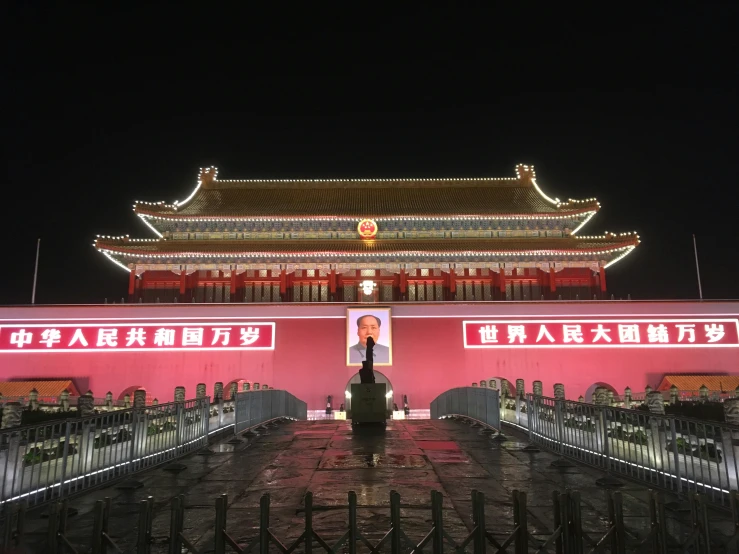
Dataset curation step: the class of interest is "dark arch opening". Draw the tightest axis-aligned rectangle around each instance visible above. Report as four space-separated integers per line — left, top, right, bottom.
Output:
584 382 618 402
117 386 149 403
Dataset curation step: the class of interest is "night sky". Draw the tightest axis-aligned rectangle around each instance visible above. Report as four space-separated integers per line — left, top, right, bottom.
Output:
5 5 738 305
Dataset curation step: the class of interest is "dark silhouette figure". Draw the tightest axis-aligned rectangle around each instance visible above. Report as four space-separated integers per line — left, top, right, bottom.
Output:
359 336 376 383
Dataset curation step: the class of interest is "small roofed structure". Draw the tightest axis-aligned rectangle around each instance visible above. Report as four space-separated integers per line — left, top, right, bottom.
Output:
657 375 739 392
0 380 80 400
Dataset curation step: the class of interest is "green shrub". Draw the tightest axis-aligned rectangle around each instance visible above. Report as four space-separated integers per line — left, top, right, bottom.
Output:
23 448 43 466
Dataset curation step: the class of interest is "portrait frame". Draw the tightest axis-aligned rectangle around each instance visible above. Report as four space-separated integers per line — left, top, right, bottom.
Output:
346 307 393 366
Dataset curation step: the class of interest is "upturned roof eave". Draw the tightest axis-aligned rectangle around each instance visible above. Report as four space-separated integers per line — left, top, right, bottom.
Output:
133 203 601 221
95 235 640 258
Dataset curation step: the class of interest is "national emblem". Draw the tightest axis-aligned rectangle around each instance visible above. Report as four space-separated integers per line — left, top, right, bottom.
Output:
357 219 378 239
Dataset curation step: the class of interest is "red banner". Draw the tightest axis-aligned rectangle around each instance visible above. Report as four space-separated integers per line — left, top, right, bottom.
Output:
463 319 739 348
0 321 275 352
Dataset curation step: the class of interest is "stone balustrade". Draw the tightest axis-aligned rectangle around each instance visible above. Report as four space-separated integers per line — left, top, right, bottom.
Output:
470 376 739 412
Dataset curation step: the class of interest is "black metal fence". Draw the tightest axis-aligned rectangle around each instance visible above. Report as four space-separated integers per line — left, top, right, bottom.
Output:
0 398 214 510
524 395 739 509
3 487 736 553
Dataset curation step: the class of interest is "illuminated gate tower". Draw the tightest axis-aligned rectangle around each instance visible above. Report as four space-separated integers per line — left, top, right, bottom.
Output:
95 164 639 303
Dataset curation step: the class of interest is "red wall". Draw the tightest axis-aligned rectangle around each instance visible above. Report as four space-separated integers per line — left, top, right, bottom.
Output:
1 302 737 409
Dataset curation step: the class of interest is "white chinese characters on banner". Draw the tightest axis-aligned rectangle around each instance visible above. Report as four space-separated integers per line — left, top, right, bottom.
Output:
154 328 176 346
9 329 32 348
0 322 275 352
463 319 739 348
478 324 499 344
240 327 261 345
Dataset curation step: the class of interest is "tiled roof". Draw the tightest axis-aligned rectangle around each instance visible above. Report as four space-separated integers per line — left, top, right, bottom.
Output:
96 236 638 258
657 375 739 392
0 380 79 398
136 186 598 218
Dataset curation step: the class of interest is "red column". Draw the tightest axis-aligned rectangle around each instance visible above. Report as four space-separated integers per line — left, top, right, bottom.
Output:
399 269 407 294
499 269 506 294
230 270 236 296
599 266 607 292
449 270 456 293
329 268 336 294
549 267 556 293
280 269 287 294
128 269 136 296
179 270 186 295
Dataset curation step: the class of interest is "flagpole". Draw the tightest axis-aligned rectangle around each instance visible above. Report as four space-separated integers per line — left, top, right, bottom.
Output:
692 234 703 300
31 238 40 304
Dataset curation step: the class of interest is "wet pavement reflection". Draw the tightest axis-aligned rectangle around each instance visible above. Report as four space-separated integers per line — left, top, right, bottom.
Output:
16 419 738 552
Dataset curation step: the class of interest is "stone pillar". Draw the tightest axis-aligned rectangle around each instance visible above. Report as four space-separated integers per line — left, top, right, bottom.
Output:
132 403 149 460
77 393 95 419
647 391 664 414
229 382 238 399
480 380 487 388
60 389 71 412
196 383 206 399
606 390 615 406
214 382 224 401
624 387 632 409
2 401 23 428
699 384 709 402
645 385 653 396
591 392 596 404
133 389 147 409
722 399 739 491
553 391 566 448
646 391 667 469
104 391 114 411
501 379 510 399
488 379 497 391
262 384 269 390
123 394 131 409
472 382 478 387
669 385 679 405
594 387 608 406
174 386 186 403
514 379 525 425
253 382 260 392
152 398 159 406
533 380 543 397
29 388 39 411
578 395 584 403
243 382 251 392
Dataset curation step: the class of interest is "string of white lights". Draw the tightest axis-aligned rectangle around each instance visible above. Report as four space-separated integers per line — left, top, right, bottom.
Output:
96 243 637 259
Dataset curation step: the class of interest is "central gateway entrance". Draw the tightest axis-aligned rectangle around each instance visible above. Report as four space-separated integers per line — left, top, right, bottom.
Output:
344 370 394 416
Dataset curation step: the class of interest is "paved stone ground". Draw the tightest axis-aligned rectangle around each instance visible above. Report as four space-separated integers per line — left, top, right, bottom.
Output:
11 419 739 553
